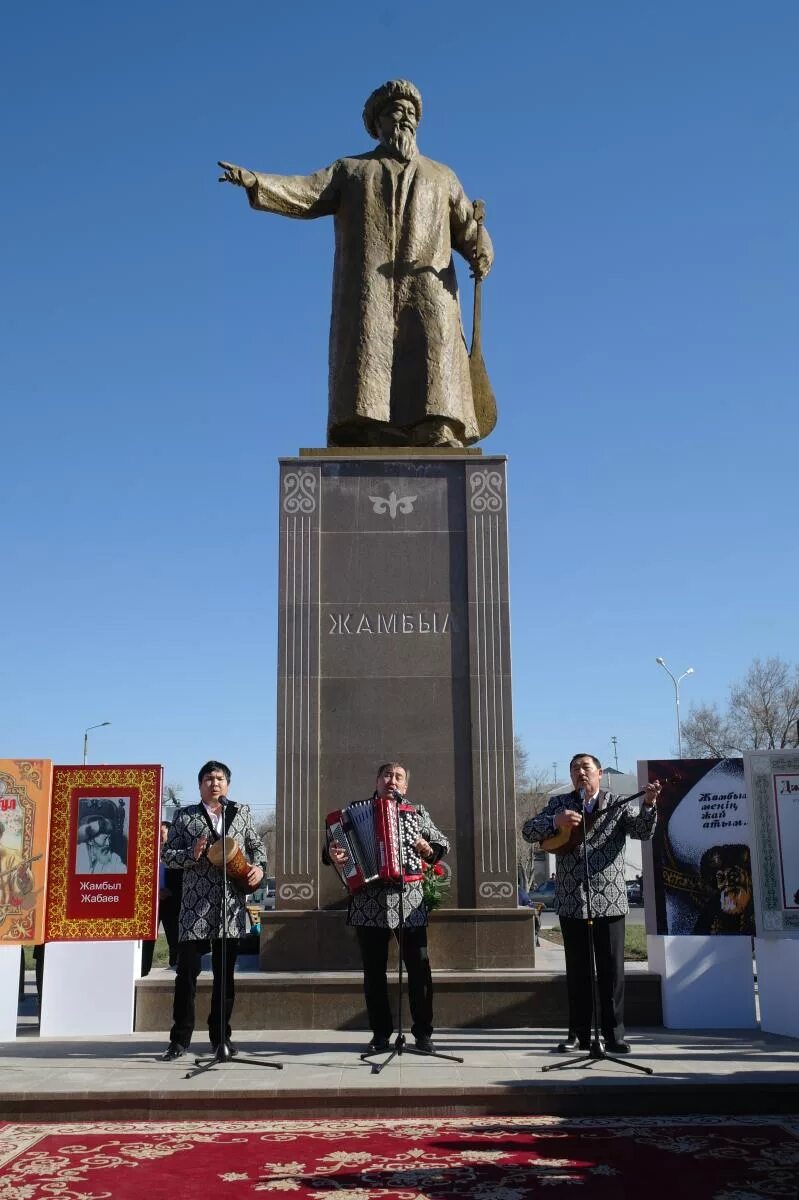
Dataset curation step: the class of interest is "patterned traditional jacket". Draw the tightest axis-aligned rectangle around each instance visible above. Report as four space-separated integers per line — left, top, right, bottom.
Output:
522 790 656 919
162 801 267 940
331 798 449 930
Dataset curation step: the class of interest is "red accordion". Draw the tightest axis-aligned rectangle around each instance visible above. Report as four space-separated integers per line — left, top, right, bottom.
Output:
325 795 423 894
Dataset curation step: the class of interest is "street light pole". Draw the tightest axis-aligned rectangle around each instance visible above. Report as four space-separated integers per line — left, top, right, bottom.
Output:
655 659 694 758
83 721 111 765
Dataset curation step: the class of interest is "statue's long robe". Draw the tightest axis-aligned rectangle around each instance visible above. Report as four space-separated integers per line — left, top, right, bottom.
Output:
247 148 491 444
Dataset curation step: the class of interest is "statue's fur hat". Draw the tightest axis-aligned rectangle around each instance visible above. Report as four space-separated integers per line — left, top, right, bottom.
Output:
363 79 423 139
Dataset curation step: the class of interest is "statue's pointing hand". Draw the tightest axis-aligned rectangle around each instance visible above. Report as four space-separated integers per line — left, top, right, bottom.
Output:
218 161 257 189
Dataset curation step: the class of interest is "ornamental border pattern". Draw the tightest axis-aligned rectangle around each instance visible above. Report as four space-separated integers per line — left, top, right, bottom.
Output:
45 766 160 941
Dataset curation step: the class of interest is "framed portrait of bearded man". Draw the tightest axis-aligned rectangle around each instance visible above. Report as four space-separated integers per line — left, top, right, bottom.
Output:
45 764 161 942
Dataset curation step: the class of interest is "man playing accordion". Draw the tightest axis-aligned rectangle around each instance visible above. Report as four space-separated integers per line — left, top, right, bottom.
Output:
325 761 449 1054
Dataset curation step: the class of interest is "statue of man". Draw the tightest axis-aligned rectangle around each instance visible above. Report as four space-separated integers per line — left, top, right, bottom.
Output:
219 79 494 448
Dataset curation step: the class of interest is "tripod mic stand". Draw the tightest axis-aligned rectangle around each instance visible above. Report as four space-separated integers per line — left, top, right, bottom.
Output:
542 797 652 1077
185 808 282 1079
362 792 463 1075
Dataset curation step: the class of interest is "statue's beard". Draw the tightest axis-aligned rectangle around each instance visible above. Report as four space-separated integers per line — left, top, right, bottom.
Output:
382 126 417 162
720 884 751 916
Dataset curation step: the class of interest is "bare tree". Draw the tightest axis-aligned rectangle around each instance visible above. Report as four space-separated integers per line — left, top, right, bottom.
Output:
680 704 736 758
162 782 184 809
514 735 531 794
256 810 276 872
682 657 799 757
514 737 553 889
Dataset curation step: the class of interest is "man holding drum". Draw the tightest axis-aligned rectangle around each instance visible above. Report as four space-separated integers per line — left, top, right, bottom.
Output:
160 760 266 1061
325 762 449 1055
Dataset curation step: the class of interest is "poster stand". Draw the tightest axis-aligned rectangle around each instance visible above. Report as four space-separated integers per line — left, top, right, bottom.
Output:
0 944 22 1042
743 752 799 1037
754 937 799 1036
39 940 138 1036
647 934 756 1028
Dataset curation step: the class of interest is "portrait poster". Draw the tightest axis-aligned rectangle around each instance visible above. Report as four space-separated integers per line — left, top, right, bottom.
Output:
45 765 162 942
0 759 53 945
743 750 799 937
639 758 755 936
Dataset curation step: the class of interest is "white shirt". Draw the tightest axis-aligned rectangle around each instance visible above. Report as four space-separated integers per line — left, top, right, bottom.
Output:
202 802 224 837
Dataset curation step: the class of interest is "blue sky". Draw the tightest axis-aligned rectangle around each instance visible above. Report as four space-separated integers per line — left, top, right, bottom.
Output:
2 2 797 808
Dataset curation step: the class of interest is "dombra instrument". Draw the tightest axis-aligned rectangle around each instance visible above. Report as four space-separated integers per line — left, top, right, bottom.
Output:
206 835 252 890
541 787 658 856
325 795 423 894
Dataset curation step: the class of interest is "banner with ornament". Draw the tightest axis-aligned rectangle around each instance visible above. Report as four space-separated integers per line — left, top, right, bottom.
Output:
744 749 799 937
0 759 53 945
44 764 162 942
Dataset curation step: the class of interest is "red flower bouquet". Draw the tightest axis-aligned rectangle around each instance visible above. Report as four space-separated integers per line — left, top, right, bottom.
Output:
421 860 450 911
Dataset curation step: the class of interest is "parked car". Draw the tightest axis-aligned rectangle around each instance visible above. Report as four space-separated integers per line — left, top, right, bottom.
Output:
249 877 276 911
626 879 643 905
528 879 556 910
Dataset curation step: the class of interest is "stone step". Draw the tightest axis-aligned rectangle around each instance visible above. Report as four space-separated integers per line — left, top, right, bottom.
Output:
134 968 662 1032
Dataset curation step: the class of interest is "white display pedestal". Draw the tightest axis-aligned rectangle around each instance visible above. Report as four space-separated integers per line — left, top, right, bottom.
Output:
0 944 22 1042
755 936 799 1037
647 934 757 1028
40 941 139 1037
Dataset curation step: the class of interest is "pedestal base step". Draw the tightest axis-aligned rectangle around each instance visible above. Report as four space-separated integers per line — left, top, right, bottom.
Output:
134 968 662 1032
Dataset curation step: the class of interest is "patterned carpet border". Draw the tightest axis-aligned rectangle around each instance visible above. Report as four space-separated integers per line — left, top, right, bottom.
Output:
1 1114 798 1199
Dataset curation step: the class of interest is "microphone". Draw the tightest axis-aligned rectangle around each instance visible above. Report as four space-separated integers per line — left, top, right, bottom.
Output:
390 788 405 803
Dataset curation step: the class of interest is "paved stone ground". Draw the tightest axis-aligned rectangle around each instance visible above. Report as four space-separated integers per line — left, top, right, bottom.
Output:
5 954 795 1121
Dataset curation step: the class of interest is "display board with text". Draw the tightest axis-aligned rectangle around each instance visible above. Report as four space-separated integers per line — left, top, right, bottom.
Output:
744 750 799 937
639 758 755 936
44 765 161 941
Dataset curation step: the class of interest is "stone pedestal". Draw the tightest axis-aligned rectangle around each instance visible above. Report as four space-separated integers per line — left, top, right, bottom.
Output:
270 450 520 970
261 908 533 972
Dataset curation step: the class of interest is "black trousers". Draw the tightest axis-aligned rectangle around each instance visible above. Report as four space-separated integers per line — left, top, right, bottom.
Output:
169 938 238 1048
355 925 433 1041
559 914 625 1043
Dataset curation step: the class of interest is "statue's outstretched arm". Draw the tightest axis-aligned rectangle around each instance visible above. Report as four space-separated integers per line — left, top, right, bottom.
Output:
218 159 338 219
218 161 257 189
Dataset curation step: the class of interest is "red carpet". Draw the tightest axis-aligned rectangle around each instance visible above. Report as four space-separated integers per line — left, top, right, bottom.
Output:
1 1115 798 1198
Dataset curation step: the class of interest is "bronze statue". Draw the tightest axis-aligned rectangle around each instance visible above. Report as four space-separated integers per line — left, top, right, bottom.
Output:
219 80 494 448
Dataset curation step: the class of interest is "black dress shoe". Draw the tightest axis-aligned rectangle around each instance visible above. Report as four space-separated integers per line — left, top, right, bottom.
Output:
556 1034 589 1052
160 1041 186 1061
226 1040 239 1058
414 1037 436 1053
604 1038 631 1054
365 1036 390 1054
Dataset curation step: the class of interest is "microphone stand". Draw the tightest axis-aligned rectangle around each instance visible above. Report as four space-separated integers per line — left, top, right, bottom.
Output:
185 803 282 1078
363 791 463 1074
542 794 653 1077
